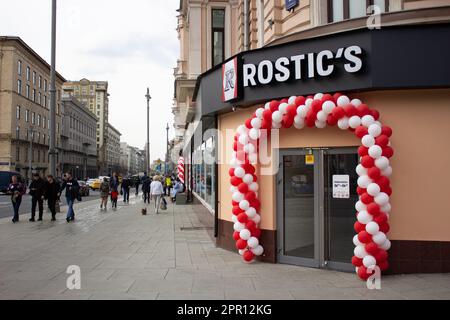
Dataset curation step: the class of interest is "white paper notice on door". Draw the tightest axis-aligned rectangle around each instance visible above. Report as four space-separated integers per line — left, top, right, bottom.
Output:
332 175 350 199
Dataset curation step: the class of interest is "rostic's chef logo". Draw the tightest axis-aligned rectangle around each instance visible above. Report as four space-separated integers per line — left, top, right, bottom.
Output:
222 57 239 102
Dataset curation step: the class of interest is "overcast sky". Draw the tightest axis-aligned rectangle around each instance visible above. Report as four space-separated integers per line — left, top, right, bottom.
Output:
0 0 179 162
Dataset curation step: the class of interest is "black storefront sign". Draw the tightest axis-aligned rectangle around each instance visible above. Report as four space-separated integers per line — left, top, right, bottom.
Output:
193 23 450 116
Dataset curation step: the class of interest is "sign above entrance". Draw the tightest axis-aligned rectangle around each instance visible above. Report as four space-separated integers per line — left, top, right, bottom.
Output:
222 57 240 102
332 175 350 199
305 154 314 165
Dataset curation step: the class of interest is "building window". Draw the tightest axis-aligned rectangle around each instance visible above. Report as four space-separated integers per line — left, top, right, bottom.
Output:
26 66 30 81
37 114 41 127
43 117 46 129
32 89 36 102
18 60 22 75
25 109 29 122
16 146 20 162
328 0 388 23
38 75 42 88
16 126 20 139
38 92 42 105
44 79 47 92
44 95 47 107
32 112 36 125
26 85 30 98
212 8 225 67
17 79 22 95
16 106 21 119
32 71 36 85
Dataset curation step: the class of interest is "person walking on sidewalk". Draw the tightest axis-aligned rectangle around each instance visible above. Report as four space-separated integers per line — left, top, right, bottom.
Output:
60 172 80 223
150 175 164 214
164 175 172 196
28 173 46 222
109 172 120 209
134 176 140 196
121 177 131 203
7 175 26 223
100 177 110 210
141 173 151 204
44 175 60 221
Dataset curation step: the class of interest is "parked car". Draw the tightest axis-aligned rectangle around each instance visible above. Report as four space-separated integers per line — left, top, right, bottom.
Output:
90 179 101 191
78 181 90 197
0 171 23 194
86 178 97 189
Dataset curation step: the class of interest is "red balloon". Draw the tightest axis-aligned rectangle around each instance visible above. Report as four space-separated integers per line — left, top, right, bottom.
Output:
374 213 388 225
281 98 288 104
286 104 297 117
238 183 249 194
357 187 366 195
356 104 370 117
243 163 256 174
246 220 257 231
370 109 380 120
233 141 238 152
321 93 333 102
232 206 244 216
381 126 392 137
358 231 372 243
367 203 381 216
233 231 240 241
375 249 388 262
361 193 374 205
344 104 357 117
357 266 371 281
379 261 389 271
231 200 239 207
243 250 255 262
358 146 369 157
230 177 242 187
379 222 390 234
354 221 365 233
365 242 379 256
261 119 269 130
355 126 368 138
382 146 394 158
311 100 322 113
282 114 294 128
237 213 248 223
361 156 375 168
252 174 258 183
332 106 346 119
384 186 392 196
368 167 381 180
236 239 247 250
250 199 260 211
245 192 256 202
295 96 306 106
269 100 280 112
333 93 342 102
305 117 316 128
352 256 363 267
376 176 390 190
263 109 272 122
375 135 389 148
229 168 235 177
245 118 252 129
252 228 261 238
327 114 338 126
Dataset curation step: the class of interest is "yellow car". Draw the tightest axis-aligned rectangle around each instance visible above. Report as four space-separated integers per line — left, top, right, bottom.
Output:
90 179 101 190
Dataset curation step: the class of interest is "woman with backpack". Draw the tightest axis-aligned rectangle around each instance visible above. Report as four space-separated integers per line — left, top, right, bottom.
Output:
7 175 26 223
100 177 110 210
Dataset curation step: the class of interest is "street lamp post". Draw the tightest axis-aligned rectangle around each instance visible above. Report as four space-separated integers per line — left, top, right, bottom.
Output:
49 0 57 177
145 88 151 174
165 123 169 175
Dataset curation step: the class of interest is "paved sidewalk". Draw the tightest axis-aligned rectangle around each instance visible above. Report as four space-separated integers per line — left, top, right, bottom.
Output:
0 194 449 300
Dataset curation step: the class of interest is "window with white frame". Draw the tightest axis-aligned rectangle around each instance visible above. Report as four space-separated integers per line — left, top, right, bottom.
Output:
328 0 388 23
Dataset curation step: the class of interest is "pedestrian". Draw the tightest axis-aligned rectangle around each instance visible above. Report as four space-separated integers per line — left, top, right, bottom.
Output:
109 172 120 209
134 176 140 196
44 175 60 221
150 175 164 214
165 174 172 196
28 173 46 222
59 172 80 223
121 177 131 203
100 177 110 210
7 175 26 223
171 178 183 203
141 173 151 204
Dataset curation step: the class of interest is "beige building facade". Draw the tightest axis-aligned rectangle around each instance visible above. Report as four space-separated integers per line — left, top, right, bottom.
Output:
105 123 121 175
0 36 64 179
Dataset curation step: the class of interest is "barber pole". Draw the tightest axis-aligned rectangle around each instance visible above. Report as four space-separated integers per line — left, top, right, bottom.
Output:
177 157 185 184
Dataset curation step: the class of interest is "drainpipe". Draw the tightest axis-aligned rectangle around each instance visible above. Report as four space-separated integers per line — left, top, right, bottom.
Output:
243 0 249 51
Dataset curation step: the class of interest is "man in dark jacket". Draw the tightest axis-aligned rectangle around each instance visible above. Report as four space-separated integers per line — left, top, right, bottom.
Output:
29 173 46 222
60 172 79 223
141 173 151 204
44 175 60 221
121 177 131 203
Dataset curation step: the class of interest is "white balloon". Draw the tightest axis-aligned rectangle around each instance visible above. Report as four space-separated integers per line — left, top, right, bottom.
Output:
362 135 375 148
245 207 257 218
367 183 381 197
237 125 248 135
252 214 261 224
368 124 382 137
255 108 265 119
272 110 283 123
382 166 393 177
337 95 350 106
294 116 305 129
248 153 258 164
374 192 390 206
239 229 251 240
238 249 245 255
374 120 382 127
239 200 250 211
317 110 328 122
354 245 368 259
296 105 307 118
247 237 259 249
288 96 297 105
381 203 391 213
251 245 264 256
232 192 244 203
355 201 366 212
238 134 249 146
363 255 377 268
349 116 362 129
244 144 255 154
234 167 245 178
249 182 259 192
337 117 349 130
231 214 238 223
230 186 237 193
356 164 368 176
314 93 324 100
380 239 391 251
243 174 254 184
249 128 260 140
250 118 262 129
278 103 289 114
353 234 362 246
322 101 336 114
264 102 271 110
305 98 313 108
233 222 245 232
351 98 362 106
366 221 380 235
357 210 373 224
372 232 387 245
368 145 383 159
357 175 372 188
315 120 327 129
375 157 389 170
361 115 375 127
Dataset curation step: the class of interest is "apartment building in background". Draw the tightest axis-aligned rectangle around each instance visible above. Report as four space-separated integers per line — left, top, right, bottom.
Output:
173 0 450 276
120 142 145 176
62 79 109 172
105 123 121 175
61 95 98 179
0 36 64 178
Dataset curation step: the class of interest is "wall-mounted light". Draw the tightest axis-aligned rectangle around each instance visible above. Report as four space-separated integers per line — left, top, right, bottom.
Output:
268 19 274 30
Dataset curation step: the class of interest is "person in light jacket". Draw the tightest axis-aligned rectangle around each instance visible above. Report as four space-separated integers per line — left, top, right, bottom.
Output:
150 175 164 214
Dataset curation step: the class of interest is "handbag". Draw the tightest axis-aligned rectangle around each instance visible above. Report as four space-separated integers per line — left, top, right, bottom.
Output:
160 197 167 210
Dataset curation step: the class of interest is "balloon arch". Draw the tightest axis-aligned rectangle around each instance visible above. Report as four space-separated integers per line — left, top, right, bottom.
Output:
228 93 394 280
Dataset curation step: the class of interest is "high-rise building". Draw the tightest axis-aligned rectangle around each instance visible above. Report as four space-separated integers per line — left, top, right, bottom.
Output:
0 36 65 178
105 123 121 175
62 79 109 172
